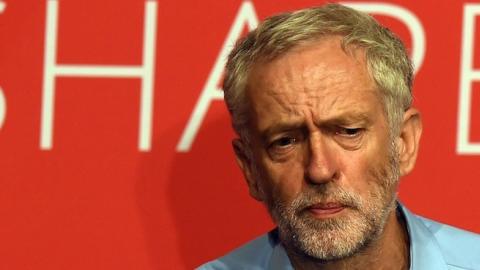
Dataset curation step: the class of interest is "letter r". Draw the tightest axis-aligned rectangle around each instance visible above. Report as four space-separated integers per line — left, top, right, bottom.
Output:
342 2 426 73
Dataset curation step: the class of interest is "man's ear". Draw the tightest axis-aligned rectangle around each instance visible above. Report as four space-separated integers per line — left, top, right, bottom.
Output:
232 138 264 202
396 108 423 176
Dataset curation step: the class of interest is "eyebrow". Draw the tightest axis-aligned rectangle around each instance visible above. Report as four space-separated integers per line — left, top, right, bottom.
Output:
320 111 372 126
259 111 372 140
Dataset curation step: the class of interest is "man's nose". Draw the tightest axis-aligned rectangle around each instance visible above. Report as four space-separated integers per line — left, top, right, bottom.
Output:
305 133 339 184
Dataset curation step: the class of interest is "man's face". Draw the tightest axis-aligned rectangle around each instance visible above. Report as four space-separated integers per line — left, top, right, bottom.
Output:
238 37 401 261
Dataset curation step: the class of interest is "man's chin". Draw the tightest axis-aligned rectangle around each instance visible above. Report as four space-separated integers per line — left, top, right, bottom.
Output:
279 213 375 262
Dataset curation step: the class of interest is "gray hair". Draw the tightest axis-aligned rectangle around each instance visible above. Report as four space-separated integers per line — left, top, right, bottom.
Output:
223 3 413 142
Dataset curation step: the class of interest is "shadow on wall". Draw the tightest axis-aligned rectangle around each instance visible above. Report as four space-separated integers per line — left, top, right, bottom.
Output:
136 114 271 269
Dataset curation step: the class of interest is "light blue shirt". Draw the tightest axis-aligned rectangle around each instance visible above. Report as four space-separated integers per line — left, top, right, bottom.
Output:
198 204 480 270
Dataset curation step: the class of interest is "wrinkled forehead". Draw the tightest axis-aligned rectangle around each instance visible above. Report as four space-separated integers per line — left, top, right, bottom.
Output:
240 37 388 140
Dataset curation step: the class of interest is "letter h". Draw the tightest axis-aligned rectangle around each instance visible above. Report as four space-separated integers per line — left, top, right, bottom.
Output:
40 0 158 151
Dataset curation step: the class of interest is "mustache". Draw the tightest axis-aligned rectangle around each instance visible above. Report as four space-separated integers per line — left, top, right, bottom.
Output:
290 184 363 211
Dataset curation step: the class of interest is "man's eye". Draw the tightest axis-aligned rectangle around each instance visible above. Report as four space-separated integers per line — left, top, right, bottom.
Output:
267 136 298 159
335 127 363 137
271 137 297 148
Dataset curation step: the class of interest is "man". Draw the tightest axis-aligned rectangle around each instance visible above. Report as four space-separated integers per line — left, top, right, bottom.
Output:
199 4 480 270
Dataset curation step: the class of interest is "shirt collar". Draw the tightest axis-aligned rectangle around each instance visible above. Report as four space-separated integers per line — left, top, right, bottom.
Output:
267 229 294 270
399 203 449 270
266 203 449 270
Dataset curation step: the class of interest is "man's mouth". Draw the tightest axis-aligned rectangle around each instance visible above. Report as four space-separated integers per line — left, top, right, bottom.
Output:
306 202 346 218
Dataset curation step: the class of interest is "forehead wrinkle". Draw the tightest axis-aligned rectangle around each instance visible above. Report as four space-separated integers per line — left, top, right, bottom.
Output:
303 71 359 118
247 37 383 137
312 96 379 128
261 76 311 116
267 90 305 116
262 71 364 122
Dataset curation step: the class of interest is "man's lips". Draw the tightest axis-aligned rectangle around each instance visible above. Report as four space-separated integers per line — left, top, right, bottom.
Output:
306 202 346 218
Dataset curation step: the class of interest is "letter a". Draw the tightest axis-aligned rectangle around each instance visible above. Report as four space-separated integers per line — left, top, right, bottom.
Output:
176 1 258 152
0 1 6 13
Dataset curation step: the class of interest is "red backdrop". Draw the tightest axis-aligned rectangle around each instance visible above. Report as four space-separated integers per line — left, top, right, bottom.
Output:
0 0 479 269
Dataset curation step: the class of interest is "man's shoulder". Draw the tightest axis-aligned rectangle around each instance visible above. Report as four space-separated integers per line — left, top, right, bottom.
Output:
416 215 480 270
196 232 275 270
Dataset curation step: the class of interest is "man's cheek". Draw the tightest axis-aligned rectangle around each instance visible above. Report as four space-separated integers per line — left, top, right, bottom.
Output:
342 161 369 186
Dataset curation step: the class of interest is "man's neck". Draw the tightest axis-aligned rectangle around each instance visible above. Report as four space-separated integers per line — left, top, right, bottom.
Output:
285 208 410 270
